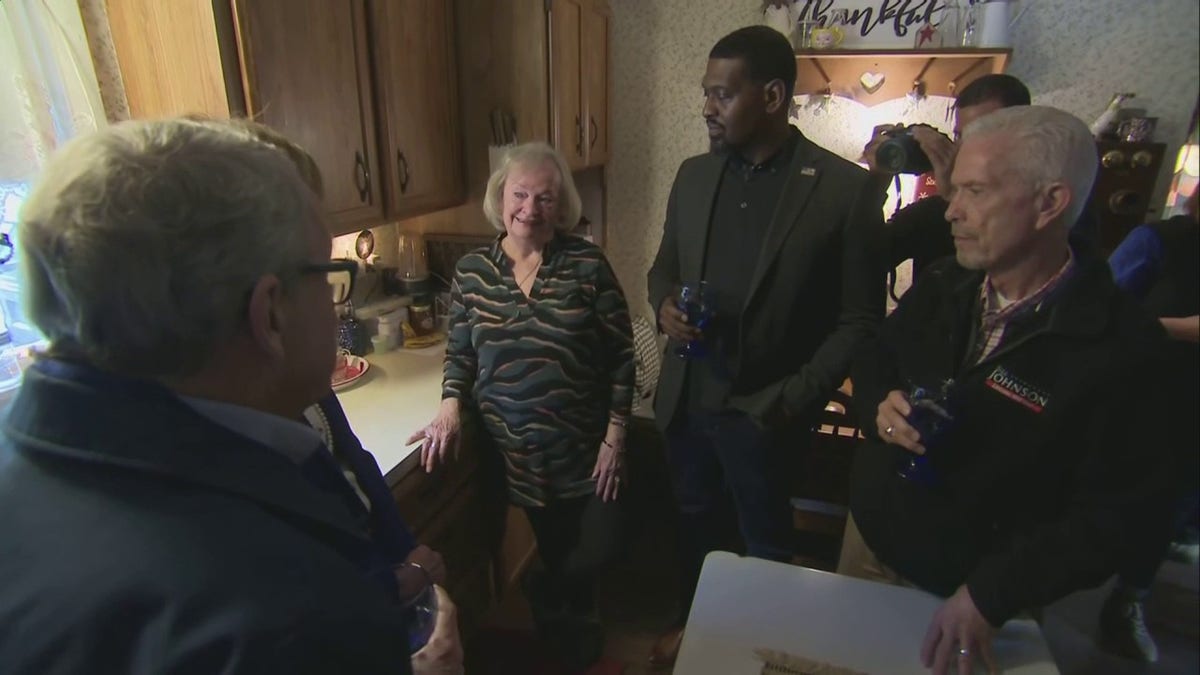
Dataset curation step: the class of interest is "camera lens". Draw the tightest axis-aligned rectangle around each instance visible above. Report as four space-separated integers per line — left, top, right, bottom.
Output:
876 137 910 174
876 132 933 175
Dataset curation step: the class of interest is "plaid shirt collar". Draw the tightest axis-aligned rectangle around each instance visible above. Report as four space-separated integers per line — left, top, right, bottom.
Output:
973 251 1075 363
980 251 1075 324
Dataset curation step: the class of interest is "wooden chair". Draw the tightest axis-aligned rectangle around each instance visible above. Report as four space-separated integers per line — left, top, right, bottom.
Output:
791 384 863 565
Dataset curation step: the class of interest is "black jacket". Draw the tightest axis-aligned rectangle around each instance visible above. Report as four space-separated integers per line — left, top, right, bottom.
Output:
0 360 413 674
647 130 885 428
849 249 1176 625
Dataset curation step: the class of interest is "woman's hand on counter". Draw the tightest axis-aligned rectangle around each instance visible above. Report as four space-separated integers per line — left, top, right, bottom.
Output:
592 422 626 502
411 585 464 675
406 398 462 473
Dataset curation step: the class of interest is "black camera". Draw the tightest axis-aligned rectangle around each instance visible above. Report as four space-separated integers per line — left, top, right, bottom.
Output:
875 125 943 175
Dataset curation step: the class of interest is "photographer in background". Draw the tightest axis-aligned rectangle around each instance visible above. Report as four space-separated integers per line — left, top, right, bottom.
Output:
862 74 1031 282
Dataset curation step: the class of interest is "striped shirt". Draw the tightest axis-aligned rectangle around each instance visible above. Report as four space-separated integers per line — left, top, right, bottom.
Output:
443 232 635 507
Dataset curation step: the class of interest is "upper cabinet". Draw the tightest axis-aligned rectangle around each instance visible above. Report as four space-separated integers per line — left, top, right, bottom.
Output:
580 0 610 167
548 0 610 171
107 0 466 236
233 0 384 228
370 0 465 217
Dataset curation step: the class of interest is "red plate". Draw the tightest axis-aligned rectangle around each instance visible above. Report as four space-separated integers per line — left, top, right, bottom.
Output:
332 354 370 390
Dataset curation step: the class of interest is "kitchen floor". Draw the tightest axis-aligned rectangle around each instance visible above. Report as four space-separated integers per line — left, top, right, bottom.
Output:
465 428 1199 675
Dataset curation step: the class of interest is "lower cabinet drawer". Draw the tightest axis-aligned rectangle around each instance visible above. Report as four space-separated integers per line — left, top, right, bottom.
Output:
415 477 496 631
447 561 493 644
390 445 479 532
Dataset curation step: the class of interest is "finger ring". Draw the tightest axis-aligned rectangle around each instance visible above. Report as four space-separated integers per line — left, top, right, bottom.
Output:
615 476 622 483
958 647 969 656
885 425 894 435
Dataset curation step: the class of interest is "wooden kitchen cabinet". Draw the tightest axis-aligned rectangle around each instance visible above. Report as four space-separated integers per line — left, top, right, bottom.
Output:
548 0 610 170
107 0 466 236
370 0 466 219
580 0 611 166
233 0 384 229
386 417 528 638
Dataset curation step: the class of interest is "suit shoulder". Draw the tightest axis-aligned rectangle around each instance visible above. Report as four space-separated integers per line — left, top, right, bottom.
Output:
676 152 722 178
809 142 869 182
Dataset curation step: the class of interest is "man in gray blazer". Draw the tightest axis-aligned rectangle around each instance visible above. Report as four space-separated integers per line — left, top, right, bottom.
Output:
645 25 885 666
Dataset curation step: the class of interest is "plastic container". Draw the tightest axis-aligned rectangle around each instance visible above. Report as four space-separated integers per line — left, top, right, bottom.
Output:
377 308 406 337
371 333 397 354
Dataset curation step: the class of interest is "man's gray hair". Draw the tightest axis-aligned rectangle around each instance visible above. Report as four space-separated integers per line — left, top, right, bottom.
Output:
18 118 317 378
482 142 582 232
961 105 1098 227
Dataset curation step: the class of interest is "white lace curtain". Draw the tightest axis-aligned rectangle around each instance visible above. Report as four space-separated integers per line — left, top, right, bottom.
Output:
0 0 106 183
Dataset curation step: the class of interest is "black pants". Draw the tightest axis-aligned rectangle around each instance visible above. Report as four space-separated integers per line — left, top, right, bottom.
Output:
664 410 800 622
523 493 624 614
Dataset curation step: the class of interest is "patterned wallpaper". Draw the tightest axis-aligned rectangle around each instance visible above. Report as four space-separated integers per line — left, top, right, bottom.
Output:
606 0 1200 316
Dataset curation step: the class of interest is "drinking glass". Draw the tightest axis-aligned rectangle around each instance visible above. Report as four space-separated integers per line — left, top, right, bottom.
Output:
674 281 713 359
794 20 817 48
394 562 438 653
895 379 957 486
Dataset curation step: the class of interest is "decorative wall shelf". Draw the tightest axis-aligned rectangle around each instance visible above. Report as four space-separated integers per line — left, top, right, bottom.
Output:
795 48 1012 104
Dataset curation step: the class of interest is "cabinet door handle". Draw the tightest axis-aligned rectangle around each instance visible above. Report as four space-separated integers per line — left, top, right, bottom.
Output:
353 151 370 203
397 150 410 194
575 115 583 157
589 116 598 149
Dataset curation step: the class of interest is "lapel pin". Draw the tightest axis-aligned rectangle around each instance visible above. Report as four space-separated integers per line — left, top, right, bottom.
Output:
800 167 817 176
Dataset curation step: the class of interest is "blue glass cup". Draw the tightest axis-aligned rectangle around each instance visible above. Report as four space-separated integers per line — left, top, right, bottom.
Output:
674 281 713 359
895 379 956 486
394 563 438 653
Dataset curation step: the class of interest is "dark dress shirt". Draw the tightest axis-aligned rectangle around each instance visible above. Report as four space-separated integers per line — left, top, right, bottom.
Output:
688 131 800 412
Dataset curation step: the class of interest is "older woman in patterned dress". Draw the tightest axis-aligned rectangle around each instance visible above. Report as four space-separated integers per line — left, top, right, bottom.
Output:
408 142 635 669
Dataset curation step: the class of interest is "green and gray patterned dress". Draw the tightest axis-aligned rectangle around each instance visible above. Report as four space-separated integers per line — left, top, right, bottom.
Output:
442 232 635 507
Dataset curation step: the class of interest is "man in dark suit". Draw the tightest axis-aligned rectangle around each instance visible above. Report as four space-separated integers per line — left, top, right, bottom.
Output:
645 25 885 666
0 119 460 674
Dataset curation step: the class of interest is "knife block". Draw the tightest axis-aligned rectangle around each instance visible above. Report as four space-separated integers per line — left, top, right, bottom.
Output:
488 144 516 176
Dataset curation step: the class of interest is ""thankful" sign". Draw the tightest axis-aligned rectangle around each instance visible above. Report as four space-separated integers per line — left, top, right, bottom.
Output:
795 0 952 47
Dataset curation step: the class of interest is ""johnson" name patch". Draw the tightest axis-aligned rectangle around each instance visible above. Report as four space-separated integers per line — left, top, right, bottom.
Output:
984 365 1051 413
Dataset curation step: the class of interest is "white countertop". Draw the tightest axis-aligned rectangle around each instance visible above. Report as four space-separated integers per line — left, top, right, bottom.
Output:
335 344 447 479
676 552 1059 675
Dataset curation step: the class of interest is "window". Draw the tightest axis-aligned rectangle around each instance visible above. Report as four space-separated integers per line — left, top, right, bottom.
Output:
1 0 109 394
1 182 34 347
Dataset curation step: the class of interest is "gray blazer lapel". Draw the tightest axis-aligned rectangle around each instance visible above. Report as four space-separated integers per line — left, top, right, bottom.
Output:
744 137 824 310
678 154 727 283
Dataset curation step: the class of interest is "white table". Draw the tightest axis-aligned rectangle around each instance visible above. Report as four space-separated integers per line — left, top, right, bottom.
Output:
675 551 1060 674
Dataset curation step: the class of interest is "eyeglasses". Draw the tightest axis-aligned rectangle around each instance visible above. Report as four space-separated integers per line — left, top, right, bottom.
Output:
299 258 358 305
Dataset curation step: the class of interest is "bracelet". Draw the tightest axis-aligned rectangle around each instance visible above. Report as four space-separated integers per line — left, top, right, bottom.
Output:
602 439 626 453
608 418 628 428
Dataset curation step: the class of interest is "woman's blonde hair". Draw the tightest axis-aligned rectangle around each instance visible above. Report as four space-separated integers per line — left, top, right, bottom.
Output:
482 142 582 233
